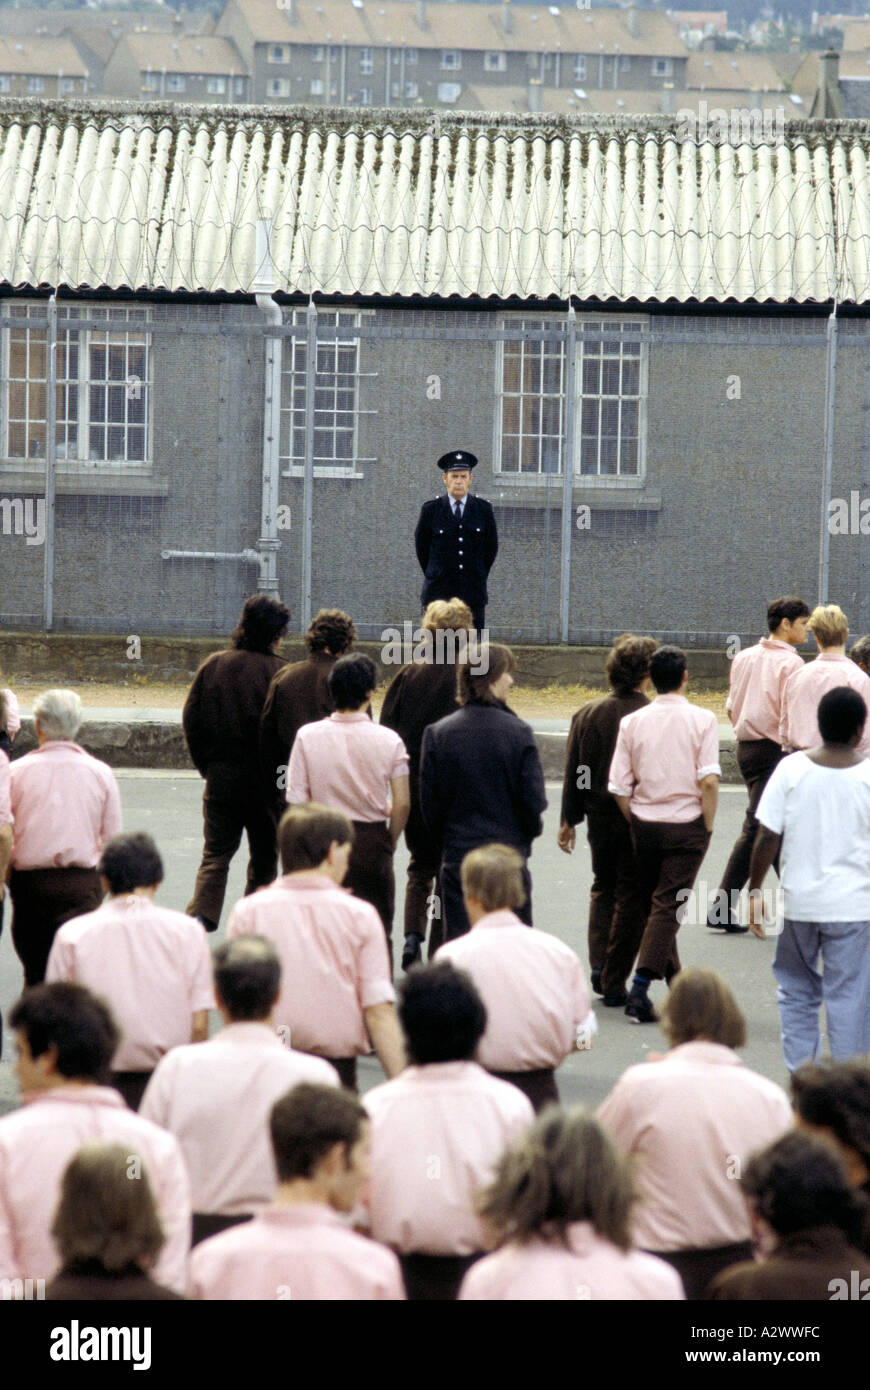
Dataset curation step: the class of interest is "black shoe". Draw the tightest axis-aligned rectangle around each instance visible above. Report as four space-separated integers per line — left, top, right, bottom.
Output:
603 990 628 1007
402 932 424 972
625 993 658 1024
706 912 750 934
590 969 604 997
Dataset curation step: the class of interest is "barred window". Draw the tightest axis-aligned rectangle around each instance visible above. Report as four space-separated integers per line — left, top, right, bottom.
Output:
496 315 646 479
280 309 366 474
2 304 151 469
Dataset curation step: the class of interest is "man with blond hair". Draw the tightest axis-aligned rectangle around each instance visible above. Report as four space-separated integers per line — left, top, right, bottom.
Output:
9 689 122 985
437 843 593 1111
780 604 870 756
381 597 474 968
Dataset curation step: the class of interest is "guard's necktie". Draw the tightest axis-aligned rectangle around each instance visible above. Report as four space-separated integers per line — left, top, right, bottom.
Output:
454 501 462 523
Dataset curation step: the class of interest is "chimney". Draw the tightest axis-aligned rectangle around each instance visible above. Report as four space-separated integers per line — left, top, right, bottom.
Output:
502 1 512 34
415 0 427 28
626 2 638 38
816 48 844 116
528 76 543 111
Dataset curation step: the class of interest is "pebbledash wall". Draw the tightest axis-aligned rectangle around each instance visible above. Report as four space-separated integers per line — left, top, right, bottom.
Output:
1 296 869 646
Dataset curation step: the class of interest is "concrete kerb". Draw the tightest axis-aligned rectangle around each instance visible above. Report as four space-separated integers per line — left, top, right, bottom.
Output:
10 713 742 781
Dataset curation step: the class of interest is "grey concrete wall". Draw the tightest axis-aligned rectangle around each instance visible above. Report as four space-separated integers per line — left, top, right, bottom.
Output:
1 304 868 644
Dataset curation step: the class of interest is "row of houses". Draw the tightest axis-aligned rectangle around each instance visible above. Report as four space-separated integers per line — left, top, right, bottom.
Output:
0 98 869 643
0 0 852 120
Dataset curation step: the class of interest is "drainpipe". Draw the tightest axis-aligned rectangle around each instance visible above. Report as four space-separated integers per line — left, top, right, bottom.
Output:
255 290 283 597
44 290 57 630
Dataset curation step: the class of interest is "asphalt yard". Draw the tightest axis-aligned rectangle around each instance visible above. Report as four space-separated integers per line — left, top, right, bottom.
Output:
0 777 792 1117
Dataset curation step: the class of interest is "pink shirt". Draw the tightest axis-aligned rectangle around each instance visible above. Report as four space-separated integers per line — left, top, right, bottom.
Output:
779 652 870 754
9 741 122 869
436 910 591 1071
459 1222 685 1300
189 1204 406 1300
364 1061 534 1255
140 1023 339 1215
2 688 20 738
597 1041 793 1252
287 712 409 822
0 750 10 824
46 897 215 1072
0 1085 191 1291
227 875 395 1057
726 638 804 742
608 694 721 822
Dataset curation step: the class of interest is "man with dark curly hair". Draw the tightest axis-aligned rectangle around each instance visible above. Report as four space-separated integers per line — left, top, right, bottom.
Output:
184 594 290 932
259 608 357 812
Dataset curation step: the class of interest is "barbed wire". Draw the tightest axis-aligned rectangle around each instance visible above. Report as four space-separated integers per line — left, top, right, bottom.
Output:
0 101 868 303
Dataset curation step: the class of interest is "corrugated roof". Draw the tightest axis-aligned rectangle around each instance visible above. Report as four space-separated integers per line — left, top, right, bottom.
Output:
225 0 689 57
0 98 869 305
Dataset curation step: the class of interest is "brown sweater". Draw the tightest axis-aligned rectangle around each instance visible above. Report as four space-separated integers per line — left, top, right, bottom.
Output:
259 651 338 788
708 1225 870 1300
560 690 648 826
182 647 286 776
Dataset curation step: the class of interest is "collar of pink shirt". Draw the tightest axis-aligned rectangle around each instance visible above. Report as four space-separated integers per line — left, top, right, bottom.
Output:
219 1021 284 1048
760 638 795 652
260 1202 348 1229
814 653 850 663
473 909 524 931
400 1060 482 1084
33 740 85 756
663 1040 743 1068
329 712 369 722
651 693 689 705
274 873 348 894
25 1082 126 1109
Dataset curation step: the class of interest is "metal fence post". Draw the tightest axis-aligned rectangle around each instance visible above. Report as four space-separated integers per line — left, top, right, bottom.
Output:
301 299 318 633
817 304 838 605
43 292 58 630
559 304 577 644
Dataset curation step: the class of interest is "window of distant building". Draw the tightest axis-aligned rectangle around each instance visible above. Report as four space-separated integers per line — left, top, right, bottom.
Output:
360 48 373 74
268 44 290 63
406 48 418 64
438 81 461 102
166 75 185 93
484 51 507 72
27 77 44 94
280 309 371 477
440 51 461 70
652 58 673 77
311 78 324 95
207 77 227 94
573 55 586 80
267 77 291 97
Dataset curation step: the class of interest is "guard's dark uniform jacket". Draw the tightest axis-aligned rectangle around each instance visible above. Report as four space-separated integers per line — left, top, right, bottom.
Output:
414 493 498 617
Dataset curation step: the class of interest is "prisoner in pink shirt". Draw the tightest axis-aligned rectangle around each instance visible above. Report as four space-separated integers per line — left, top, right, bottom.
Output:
141 1023 338 1216
608 693 721 822
46 895 215 1071
189 1204 405 1300
597 1041 792 1253
364 1061 533 1255
727 637 804 742
9 740 122 869
437 909 591 1071
780 652 870 755
286 712 409 822
0 748 11 825
2 687 20 739
227 875 395 1058
459 1222 685 1300
0 1086 190 1292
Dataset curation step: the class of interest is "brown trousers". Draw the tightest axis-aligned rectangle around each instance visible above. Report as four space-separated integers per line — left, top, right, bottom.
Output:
717 738 785 899
10 866 103 986
346 821 395 960
187 765 278 929
192 1212 254 1248
631 814 712 980
111 1071 153 1112
585 805 650 995
488 1067 559 1113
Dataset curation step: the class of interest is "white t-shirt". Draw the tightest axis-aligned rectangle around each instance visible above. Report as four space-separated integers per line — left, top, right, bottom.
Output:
756 751 870 922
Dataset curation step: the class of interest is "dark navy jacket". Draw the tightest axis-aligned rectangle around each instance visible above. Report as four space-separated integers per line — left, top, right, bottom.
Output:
414 493 498 611
420 699 547 859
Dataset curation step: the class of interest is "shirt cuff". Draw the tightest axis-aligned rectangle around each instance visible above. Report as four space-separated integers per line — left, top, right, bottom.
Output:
697 763 722 779
361 983 397 1009
607 781 632 797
